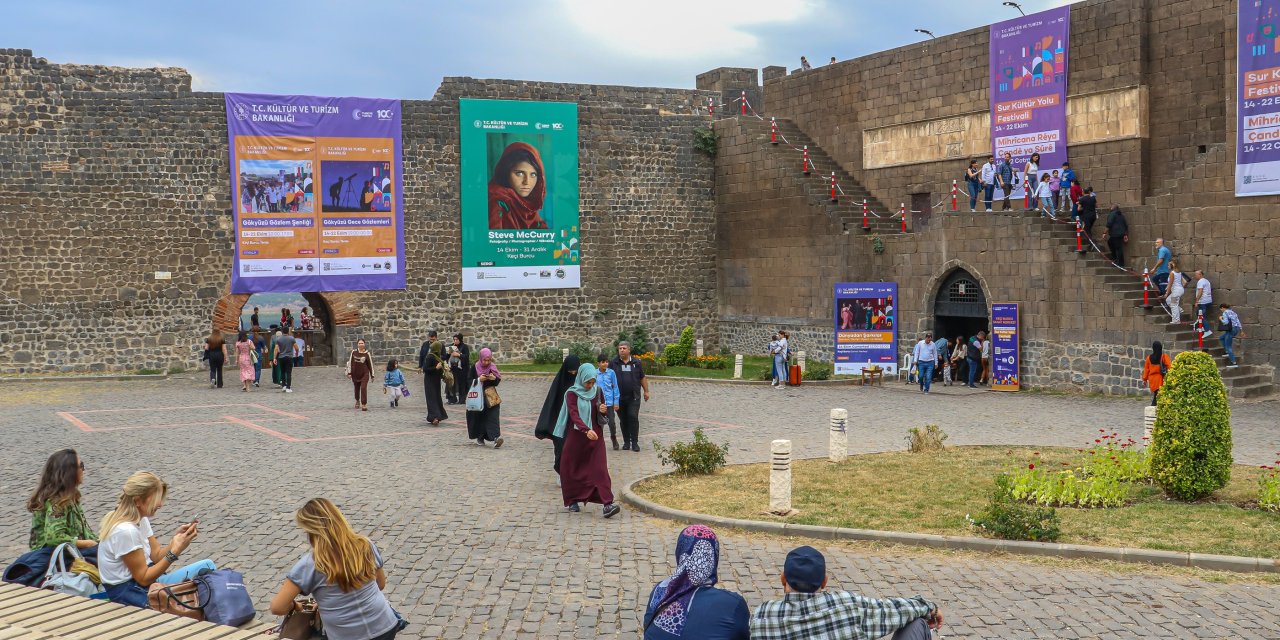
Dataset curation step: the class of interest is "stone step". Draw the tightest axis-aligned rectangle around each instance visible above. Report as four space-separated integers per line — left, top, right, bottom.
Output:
1229 382 1275 399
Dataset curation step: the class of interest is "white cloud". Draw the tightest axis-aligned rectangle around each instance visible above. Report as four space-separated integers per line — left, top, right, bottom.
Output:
559 0 822 60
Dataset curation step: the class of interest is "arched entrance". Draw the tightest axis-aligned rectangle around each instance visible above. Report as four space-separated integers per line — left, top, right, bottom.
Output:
211 291 361 367
932 269 989 345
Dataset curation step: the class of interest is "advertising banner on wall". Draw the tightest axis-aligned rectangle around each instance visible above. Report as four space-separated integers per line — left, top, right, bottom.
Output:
991 302 1020 392
459 99 580 291
225 93 404 293
1236 0 1280 196
834 282 898 375
989 6 1070 201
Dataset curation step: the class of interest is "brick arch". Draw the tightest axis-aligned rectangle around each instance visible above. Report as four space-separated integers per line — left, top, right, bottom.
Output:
211 290 361 333
919 260 993 337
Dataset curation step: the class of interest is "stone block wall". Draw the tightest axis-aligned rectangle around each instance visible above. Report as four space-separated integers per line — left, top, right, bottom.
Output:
0 50 720 373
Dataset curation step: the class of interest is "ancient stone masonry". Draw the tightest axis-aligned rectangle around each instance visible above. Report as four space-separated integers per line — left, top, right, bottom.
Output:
0 50 720 373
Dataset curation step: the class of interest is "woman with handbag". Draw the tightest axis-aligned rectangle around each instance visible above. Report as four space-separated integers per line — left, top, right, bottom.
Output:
643 525 749 639
346 339 375 411
27 449 97 551
97 471 215 607
466 348 504 448
269 498 402 640
235 331 256 392
421 340 448 425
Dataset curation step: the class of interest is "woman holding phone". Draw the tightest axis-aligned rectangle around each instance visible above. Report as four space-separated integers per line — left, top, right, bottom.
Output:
97 471 216 607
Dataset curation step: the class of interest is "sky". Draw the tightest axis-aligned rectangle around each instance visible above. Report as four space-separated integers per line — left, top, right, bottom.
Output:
2 0 1075 99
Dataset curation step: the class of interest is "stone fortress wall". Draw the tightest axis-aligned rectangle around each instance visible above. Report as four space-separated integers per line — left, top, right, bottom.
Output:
708 0 1279 395
0 49 718 373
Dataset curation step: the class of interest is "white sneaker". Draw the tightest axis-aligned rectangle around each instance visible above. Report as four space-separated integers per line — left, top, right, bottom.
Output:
284 387 293 393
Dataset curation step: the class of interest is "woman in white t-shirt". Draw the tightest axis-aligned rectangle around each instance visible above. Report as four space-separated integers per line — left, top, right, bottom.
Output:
98 471 216 607
270 498 400 640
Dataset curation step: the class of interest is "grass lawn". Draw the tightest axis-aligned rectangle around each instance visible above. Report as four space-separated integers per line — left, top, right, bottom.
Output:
634 446 1280 559
501 355 777 380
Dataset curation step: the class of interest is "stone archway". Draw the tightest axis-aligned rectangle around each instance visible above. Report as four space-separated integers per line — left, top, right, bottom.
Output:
923 261 992 346
211 290 361 366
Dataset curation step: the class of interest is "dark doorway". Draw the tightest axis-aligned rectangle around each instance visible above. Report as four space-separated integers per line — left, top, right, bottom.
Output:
241 293 336 366
933 269 988 347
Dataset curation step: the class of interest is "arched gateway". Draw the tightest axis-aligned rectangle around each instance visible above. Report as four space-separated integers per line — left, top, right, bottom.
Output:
932 269 989 344
210 291 362 366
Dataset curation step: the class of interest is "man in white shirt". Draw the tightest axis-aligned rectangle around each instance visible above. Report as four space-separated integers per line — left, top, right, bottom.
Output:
1194 270 1213 336
912 333 939 394
980 155 997 212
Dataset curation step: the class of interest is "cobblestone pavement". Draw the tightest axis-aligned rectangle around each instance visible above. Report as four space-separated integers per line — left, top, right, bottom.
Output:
1 370 1278 639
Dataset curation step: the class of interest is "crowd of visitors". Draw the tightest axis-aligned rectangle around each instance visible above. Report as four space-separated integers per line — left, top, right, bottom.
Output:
911 330 991 390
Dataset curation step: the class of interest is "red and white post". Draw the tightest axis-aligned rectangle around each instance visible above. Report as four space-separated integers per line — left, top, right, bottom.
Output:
899 203 907 232
861 199 870 232
740 90 747 115
951 180 958 212
802 146 811 175
1142 268 1152 309
1023 183 1030 209
830 172 838 203
1075 219 1085 254
1197 309 1206 350
708 97 714 118
770 117 778 145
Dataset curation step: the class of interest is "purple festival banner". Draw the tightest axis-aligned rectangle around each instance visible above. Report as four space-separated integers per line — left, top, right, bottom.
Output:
834 282 898 375
226 93 405 293
991 302 1020 392
1236 0 1280 196
989 6 1070 201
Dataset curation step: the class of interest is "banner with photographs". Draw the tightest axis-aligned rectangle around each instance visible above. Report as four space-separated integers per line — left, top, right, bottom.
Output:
834 282 898 375
459 99 580 291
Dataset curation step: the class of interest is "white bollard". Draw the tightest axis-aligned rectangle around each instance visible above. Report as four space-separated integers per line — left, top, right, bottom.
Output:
829 408 848 462
770 439 793 514
798 350 807 373
696 339 704 358
733 354 743 379
1143 406 1156 445
562 348 570 360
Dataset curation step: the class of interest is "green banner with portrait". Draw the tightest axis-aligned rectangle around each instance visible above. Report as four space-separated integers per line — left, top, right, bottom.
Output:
459 99 580 291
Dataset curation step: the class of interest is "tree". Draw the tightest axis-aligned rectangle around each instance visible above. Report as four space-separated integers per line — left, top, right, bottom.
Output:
1149 351 1233 501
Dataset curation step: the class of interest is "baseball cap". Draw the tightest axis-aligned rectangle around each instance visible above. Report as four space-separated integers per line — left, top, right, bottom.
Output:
783 546 826 593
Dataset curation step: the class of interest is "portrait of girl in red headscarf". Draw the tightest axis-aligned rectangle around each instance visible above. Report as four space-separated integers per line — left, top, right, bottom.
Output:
488 142 549 230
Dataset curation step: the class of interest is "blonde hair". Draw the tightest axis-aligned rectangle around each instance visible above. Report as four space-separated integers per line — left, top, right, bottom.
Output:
295 498 377 593
99 471 167 539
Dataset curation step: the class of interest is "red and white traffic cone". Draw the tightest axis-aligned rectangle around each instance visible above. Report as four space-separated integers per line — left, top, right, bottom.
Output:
900 203 907 232
1075 219 1085 254
951 180 958 212
802 146 811 176
740 90 747 115
1142 268 1152 309
862 199 870 232
770 117 778 145
830 172 838 203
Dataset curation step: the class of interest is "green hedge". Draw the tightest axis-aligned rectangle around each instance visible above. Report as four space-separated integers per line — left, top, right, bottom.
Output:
1149 351 1233 501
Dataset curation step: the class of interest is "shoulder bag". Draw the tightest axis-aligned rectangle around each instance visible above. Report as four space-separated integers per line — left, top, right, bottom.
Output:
148 580 205 621
195 568 255 627
440 360 455 386
272 597 322 639
484 384 501 408
39 543 101 598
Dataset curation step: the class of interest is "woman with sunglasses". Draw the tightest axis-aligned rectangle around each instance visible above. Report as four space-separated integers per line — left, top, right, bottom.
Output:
27 449 97 550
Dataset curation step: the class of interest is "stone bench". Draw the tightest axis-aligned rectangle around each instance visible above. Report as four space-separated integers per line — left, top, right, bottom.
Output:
0 582 268 639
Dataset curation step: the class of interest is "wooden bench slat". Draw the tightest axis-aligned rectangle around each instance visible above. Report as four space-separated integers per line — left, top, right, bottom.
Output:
19 597 113 628
0 589 62 614
0 626 44 640
47 605 156 637
211 629 269 640
0 583 32 598
60 608 190 640
164 626 258 640
89 614 205 640
0 597 78 623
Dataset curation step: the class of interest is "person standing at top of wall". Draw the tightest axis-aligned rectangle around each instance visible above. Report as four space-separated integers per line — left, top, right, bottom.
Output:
1151 238 1172 295
980 155 996 212
800 56 812 71
997 152 1015 211
964 160 982 213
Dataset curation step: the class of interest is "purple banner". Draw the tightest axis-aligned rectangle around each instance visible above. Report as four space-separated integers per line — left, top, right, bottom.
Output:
989 6 1070 201
991 303 1020 392
1236 0 1280 195
834 282 898 375
226 93 405 293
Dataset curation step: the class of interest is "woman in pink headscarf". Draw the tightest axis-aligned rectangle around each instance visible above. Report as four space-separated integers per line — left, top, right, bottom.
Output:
466 348 504 448
487 142 549 230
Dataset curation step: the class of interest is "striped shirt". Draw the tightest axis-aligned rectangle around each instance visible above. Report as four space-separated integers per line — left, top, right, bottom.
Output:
750 591 934 640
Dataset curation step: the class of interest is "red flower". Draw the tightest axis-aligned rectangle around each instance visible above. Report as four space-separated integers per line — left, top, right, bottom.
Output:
1099 429 1106 433
1033 452 1040 456
1028 463 1035 470
1095 439 1101 443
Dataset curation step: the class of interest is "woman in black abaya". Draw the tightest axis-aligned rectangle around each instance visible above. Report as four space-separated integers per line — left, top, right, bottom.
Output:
534 355 581 481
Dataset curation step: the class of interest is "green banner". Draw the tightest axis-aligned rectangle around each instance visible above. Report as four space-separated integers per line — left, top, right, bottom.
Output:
459 99 580 291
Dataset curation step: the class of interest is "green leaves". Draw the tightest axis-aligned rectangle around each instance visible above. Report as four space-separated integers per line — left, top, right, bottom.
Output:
653 427 730 475
1149 351 1233 501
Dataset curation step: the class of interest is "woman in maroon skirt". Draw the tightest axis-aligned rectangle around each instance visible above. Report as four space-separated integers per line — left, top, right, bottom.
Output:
554 363 621 518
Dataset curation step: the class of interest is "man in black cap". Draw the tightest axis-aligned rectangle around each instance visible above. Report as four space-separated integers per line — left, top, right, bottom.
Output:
750 546 942 639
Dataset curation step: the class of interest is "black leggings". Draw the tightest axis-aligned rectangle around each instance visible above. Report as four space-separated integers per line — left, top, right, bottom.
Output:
208 352 224 388
279 358 294 388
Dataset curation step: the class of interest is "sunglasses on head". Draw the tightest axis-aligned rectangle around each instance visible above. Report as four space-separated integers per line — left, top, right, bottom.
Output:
78 461 85 471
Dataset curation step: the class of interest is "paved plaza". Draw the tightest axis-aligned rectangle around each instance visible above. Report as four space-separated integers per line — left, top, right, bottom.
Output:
1 371 1278 639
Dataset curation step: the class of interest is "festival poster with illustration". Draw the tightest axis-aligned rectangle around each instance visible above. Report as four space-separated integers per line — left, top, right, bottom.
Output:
459 99 580 291
834 282 898 375
991 303 1020 392
989 6 1070 200
1237 0 1280 195
226 93 404 293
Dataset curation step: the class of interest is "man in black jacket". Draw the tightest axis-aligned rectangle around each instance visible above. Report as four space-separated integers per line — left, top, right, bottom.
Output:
1077 187 1099 244
1102 204 1129 268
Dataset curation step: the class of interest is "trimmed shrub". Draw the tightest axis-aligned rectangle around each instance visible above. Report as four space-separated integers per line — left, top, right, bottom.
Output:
663 326 696 366
801 361 832 381
907 424 948 453
532 346 562 365
653 428 730 475
1149 351 1233 501
968 474 1061 542
561 340 598 364
615 324 651 354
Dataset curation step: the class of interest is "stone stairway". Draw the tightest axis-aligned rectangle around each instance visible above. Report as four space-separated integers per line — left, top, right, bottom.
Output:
726 117 905 235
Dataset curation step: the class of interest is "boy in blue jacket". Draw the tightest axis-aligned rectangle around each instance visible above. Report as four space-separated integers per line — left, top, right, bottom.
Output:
596 353 621 450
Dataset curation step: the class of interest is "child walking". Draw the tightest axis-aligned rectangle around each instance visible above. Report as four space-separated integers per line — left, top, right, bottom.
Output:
595 353 621 450
1049 170 1062 213
384 359 406 409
